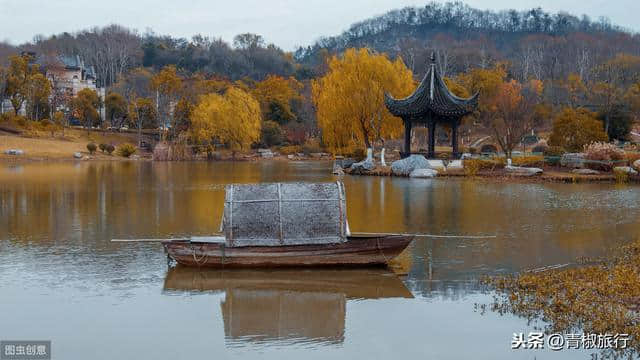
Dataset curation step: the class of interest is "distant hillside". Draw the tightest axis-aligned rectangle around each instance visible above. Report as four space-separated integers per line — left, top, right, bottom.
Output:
295 1 640 81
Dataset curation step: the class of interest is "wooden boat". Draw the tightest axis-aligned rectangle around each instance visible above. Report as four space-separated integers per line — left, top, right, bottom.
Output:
162 182 414 268
163 233 413 268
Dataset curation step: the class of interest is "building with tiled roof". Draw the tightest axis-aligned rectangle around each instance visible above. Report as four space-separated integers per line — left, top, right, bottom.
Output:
385 53 478 159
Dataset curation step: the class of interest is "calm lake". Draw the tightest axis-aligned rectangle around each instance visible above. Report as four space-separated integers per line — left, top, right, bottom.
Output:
1 161 639 360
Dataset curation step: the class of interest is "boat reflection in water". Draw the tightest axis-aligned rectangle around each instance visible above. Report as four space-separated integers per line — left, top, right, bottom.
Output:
163 266 413 346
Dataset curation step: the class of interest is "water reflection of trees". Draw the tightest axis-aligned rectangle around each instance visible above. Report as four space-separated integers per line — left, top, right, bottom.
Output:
0 161 339 245
1 161 638 293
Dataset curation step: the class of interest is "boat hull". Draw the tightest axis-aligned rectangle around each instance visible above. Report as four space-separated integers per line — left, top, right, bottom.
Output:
163 234 413 268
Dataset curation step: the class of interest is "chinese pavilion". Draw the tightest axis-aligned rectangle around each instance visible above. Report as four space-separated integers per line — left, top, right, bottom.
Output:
384 54 478 159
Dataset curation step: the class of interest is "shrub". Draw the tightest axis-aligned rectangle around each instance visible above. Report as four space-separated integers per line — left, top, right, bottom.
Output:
583 142 625 171
301 138 322 155
507 156 545 167
87 142 97 154
16 116 27 127
531 144 548 154
260 120 284 147
99 143 107 153
463 159 481 176
614 168 630 184
480 144 498 154
106 144 115 155
548 108 608 152
279 145 302 155
116 143 137 158
463 158 504 173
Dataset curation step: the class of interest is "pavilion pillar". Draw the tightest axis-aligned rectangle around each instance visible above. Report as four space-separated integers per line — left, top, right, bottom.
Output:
427 121 436 159
451 121 459 159
403 120 412 158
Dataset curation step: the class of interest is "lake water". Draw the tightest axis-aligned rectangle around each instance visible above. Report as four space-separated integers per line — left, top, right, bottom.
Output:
1 161 639 360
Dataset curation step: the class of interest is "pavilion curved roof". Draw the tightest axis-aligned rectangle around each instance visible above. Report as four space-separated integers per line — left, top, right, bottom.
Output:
385 55 478 119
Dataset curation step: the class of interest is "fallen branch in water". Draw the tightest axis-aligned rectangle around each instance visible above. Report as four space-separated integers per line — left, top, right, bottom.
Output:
353 232 497 239
525 263 571 273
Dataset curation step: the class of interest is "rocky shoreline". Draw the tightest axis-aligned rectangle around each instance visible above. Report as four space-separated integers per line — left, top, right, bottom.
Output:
337 153 640 184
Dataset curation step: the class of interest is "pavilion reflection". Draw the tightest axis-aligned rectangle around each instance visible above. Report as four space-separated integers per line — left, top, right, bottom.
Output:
163 266 413 346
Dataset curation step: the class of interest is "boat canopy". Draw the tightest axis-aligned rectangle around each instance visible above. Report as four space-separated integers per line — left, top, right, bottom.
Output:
222 182 349 247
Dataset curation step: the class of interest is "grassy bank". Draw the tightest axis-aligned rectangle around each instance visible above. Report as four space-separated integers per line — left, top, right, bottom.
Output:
484 238 640 357
0 129 146 161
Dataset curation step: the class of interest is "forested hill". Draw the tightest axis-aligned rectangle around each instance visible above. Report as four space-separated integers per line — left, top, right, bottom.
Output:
295 1 640 81
2 1 639 86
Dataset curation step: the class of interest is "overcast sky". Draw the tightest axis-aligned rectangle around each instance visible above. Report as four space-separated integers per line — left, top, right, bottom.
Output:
0 0 638 50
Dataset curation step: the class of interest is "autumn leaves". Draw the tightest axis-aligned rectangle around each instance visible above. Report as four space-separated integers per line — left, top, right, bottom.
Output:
312 48 415 155
190 87 261 152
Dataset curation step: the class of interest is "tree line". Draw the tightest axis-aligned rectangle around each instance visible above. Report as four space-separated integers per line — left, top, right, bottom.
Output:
1 1 639 158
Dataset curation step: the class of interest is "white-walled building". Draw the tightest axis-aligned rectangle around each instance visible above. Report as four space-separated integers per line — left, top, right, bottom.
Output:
45 55 100 98
0 53 105 120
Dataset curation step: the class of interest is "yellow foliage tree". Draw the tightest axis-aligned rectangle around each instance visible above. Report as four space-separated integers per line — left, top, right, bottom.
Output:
6 54 40 116
251 75 302 124
444 77 471 98
311 48 415 154
151 65 182 138
71 88 101 132
549 107 608 152
457 63 507 123
490 79 543 158
190 87 261 152
25 73 51 120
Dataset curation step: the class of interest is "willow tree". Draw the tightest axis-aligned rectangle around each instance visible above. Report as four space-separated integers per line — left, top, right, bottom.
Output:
251 75 302 124
311 48 415 155
190 87 261 153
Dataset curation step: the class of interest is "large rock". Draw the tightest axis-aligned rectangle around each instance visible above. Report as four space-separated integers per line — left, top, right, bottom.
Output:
427 160 446 172
335 158 356 169
258 148 274 158
349 159 375 174
572 169 600 175
73 152 83 159
391 155 431 176
633 159 640 172
505 165 543 177
614 166 638 176
560 153 586 168
409 168 438 178
446 160 464 173
4 149 24 155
